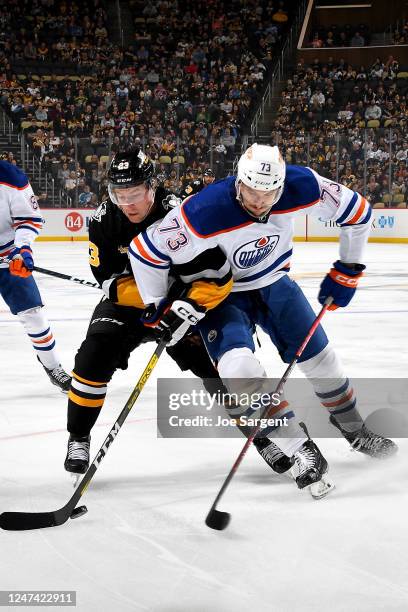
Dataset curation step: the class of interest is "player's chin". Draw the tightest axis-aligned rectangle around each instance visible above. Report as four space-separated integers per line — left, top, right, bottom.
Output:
125 211 144 222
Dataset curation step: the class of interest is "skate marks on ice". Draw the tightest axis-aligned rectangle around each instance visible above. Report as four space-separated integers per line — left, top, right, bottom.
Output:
35 476 250 611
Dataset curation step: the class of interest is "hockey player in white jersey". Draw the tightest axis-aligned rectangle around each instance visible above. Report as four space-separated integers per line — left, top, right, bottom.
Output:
0 160 70 392
129 143 397 493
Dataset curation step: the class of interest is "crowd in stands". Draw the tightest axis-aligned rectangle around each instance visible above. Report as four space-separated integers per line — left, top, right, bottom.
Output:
0 0 293 203
392 21 408 45
308 23 371 48
271 56 408 206
0 0 110 73
1 0 406 208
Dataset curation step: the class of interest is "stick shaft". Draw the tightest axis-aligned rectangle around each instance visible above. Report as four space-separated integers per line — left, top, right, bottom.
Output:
0 340 167 530
72 339 166 505
33 266 100 289
208 299 332 514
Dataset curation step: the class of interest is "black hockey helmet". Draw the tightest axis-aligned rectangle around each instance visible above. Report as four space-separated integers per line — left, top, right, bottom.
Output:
203 168 215 177
107 149 155 204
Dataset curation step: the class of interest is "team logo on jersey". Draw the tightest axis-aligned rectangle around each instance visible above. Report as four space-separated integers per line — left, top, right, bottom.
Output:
207 329 217 342
233 235 279 269
92 203 107 222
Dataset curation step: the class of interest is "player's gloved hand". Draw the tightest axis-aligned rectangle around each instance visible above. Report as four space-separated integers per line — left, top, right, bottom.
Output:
318 260 365 310
8 245 34 278
142 298 206 346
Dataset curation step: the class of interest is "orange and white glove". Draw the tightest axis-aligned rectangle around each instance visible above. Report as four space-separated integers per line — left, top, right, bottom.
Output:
9 245 34 278
318 260 365 310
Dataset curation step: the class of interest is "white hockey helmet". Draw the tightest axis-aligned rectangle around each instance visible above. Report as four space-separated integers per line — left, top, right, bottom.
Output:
237 143 286 206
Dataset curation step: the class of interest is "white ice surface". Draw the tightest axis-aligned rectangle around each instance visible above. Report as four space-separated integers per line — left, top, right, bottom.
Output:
0 241 407 612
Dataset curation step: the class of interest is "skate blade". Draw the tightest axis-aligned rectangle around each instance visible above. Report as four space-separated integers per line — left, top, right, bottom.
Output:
309 476 335 500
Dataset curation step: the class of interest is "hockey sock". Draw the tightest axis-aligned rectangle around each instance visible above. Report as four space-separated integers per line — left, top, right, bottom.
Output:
314 378 363 432
257 398 307 456
18 306 60 370
298 345 364 432
67 371 108 437
218 348 306 455
225 395 306 457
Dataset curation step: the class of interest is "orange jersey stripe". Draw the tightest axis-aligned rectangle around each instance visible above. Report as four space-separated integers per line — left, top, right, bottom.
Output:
181 204 253 238
0 181 29 191
132 236 166 266
13 220 42 228
347 197 367 225
270 198 320 215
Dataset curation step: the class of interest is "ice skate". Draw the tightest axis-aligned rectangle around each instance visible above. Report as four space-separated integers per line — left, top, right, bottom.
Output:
253 437 294 474
329 415 398 458
64 434 90 486
38 356 71 393
291 436 334 499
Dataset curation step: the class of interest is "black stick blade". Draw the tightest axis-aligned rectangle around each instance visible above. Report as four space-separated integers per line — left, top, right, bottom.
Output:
0 509 69 531
205 509 231 531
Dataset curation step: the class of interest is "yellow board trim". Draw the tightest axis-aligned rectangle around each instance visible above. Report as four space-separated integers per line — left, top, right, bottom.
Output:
37 236 408 244
36 236 88 241
293 237 408 244
68 390 105 408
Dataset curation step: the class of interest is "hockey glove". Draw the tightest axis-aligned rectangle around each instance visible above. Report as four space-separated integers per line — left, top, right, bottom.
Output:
318 260 365 310
142 298 206 346
9 245 34 278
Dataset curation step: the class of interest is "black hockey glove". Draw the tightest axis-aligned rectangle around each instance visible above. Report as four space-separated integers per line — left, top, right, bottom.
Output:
142 298 206 346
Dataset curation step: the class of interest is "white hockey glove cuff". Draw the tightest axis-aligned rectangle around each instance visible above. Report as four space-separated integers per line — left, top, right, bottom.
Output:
157 299 206 346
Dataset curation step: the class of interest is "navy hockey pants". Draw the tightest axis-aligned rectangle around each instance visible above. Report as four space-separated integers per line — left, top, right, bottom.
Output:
199 275 328 364
0 268 43 314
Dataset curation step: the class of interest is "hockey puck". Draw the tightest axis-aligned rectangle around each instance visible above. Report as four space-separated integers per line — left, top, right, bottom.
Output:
70 505 88 520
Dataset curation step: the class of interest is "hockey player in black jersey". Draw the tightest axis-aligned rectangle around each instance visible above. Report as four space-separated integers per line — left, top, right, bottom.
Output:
180 168 215 199
64 149 225 478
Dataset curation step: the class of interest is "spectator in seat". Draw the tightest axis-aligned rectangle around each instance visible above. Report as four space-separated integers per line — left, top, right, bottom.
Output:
78 184 94 206
35 105 48 122
220 126 236 156
37 42 49 61
365 100 382 121
350 31 365 47
65 171 78 194
310 87 325 108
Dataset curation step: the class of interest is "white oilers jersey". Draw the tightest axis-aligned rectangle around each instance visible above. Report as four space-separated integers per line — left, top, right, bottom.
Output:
0 161 43 267
129 166 372 308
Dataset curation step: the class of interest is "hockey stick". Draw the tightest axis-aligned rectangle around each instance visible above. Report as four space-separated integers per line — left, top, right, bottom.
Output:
0 340 167 531
205 297 333 531
0 258 99 289
33 266 100 289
